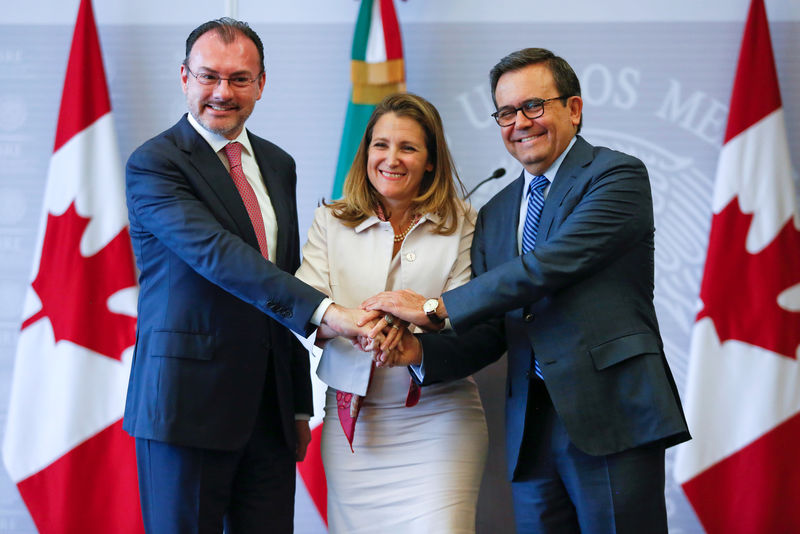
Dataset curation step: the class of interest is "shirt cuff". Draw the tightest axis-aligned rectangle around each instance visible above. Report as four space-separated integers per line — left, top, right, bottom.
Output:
409 347 425 382
310 297 334 326
294 413 311 421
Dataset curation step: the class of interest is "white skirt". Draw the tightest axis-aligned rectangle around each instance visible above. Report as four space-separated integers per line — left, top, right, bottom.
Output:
321 365 488 534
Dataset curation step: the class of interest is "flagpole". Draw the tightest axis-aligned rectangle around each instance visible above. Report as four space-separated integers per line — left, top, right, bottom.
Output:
225 0 238 18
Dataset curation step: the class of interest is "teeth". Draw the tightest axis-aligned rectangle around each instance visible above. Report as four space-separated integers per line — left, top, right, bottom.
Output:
380 170 404 177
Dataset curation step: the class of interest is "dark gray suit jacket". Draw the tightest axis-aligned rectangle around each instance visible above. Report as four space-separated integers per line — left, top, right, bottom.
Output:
419 136 690 478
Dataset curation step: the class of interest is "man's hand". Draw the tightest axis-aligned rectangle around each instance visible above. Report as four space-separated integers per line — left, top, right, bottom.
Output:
374 327 422 368
295 420 311 462
360 290 447 336
361 289 428 324
320 304 374 339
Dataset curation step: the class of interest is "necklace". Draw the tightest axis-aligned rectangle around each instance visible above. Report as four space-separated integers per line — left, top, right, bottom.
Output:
393 214 420 242
374 203 420 243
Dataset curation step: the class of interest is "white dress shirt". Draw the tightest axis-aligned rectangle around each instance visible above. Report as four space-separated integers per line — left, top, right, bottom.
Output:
516 136 577 254
187 114 333 325
187 113 278 260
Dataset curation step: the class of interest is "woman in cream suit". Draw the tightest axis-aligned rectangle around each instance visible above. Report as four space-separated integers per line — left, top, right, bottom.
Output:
296 93 488 533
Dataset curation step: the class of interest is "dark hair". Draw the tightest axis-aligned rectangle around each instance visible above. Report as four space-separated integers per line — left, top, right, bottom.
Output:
489 48 582 133
184 17 265 72
328 93 468 236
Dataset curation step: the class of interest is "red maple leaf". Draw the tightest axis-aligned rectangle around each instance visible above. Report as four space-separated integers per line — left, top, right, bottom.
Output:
697 197 800 359
21 202 137 361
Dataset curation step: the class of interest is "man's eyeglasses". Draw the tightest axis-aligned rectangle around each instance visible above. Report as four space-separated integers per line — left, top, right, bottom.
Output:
491 96 570 127
185 65 263 88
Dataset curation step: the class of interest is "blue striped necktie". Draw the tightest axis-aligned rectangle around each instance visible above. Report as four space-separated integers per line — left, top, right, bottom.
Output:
522 174 548 379
522 175 548 254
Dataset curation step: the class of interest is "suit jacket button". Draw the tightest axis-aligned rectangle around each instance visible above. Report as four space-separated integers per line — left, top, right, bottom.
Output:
524 313 534 322
405 252 416 262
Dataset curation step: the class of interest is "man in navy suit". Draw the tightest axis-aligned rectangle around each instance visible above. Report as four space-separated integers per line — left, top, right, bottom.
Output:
124 18 368 533
363 48 690 533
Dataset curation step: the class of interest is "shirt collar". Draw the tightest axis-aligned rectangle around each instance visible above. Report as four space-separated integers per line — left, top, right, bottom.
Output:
353 211 441 234
187 113 254 158
523 135 578 189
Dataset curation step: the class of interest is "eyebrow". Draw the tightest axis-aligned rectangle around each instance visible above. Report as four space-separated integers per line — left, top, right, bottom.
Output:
498 98 545 108
193 66 256 76
371 136 421 146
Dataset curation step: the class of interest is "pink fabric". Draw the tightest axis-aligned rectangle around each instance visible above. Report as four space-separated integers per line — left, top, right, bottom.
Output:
336 364 374 453
223 142 269 260
405 380 421 407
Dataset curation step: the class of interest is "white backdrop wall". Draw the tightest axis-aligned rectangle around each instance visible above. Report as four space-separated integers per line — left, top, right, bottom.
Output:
1 1 799 532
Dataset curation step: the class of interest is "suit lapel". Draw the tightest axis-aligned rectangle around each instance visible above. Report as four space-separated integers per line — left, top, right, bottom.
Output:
538 136 593 240
249 132 292 270
496 173 525 262
174 116 261 252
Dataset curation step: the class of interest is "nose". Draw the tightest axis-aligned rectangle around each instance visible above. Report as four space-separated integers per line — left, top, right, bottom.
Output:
385 147 400 166
212 79 235 99
514 108 534 129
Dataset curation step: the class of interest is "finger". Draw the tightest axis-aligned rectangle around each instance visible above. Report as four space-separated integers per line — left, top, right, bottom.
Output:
360 293 387 309
381 326 402 352
368 319 388 339
358 310 386 327
358 309 385 328
381 346 396 366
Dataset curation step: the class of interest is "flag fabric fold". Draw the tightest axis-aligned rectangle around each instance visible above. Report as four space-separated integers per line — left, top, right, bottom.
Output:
2 0 143 532
673 1 800 532
331 0 405 199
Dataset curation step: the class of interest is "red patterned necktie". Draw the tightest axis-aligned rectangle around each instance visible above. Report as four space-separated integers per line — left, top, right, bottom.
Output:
223 141 269 260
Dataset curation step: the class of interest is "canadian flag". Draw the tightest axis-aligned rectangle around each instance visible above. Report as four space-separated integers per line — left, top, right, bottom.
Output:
2 0 144 532
673 0 800 532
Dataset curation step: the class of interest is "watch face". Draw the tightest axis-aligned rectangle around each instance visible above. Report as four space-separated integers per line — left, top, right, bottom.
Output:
423 299 437 313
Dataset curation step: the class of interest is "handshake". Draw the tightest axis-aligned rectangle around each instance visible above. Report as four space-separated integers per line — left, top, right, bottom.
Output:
318 289 447 368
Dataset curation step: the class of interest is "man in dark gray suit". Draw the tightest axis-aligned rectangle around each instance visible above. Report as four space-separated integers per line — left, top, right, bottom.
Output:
363 48 690 534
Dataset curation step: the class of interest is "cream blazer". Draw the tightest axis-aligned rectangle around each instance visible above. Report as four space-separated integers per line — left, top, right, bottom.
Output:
296 202 476 395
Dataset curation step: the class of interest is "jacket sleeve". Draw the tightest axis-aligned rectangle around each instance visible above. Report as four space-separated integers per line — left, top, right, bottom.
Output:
295 208 374 395
417 206 506 385
444 155 651 331
126 142 326 336
440 204 476 293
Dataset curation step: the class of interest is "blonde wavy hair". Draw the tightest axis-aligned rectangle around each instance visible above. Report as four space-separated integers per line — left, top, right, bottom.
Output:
328 93 467 235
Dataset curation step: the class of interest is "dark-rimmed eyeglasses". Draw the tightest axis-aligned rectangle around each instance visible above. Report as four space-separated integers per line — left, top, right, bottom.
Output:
491 96 570 127
184 65 263 88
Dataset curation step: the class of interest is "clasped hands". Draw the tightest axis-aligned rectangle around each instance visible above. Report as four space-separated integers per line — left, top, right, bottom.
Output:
318 290 436 368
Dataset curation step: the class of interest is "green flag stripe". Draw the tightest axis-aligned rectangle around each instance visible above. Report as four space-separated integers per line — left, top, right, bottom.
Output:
332 100 375 199
351 0 374 61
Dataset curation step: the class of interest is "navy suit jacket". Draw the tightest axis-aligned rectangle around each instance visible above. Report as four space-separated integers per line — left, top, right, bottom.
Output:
123 115 325 452
419 136 690 478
